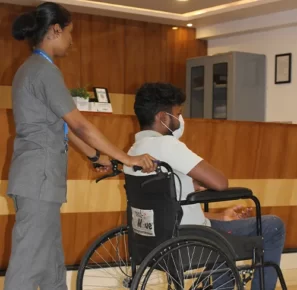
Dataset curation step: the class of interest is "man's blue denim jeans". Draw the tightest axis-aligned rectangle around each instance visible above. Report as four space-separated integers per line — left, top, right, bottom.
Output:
210 215 285 290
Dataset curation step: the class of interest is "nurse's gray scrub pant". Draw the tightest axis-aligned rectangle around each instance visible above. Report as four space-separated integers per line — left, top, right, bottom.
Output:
4 196 67 290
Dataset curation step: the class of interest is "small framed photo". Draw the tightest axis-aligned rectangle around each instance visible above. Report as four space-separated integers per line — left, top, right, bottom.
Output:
275 53 292 84
93 87 110 103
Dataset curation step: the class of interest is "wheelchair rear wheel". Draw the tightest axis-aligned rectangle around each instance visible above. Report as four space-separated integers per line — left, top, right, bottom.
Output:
76 225 132 290
130 235 244 290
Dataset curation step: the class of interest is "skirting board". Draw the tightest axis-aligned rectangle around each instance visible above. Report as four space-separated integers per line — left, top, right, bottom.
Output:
0 254 295 289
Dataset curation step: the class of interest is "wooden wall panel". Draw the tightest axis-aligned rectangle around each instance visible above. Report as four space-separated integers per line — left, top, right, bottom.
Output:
0 3 206 92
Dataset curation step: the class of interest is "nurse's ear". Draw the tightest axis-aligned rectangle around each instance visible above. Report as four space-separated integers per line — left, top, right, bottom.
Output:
46 24 62 40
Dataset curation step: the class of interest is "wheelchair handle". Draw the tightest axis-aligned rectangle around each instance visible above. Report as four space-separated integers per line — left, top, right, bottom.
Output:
95 160 173 183
132 160 160 172
133 161 173 174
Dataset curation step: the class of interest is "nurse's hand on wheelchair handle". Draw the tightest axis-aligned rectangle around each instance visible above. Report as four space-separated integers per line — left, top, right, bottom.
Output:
92 155 112 172
125 154 157 173
94 159 162 183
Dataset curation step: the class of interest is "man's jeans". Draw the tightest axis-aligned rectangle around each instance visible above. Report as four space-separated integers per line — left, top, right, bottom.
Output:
210 215 285 290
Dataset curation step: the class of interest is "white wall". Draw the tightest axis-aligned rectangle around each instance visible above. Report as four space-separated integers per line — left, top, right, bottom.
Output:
208 26 297 123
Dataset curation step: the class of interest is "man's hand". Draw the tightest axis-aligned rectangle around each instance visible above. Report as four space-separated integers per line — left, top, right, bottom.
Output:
205 205 252 221
193 179 207 191
222 205 252 221
93 155 112 172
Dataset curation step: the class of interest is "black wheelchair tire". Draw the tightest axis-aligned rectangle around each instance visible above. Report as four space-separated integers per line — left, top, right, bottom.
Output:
76 225 129 290
130 235 244 290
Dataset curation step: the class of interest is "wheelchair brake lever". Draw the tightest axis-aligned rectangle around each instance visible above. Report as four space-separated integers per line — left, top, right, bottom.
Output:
95 170 122 183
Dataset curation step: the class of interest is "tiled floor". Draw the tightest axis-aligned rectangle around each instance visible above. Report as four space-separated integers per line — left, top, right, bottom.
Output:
0 268 295 289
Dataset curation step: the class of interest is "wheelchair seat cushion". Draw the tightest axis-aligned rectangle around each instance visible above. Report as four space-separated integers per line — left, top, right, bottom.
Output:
179 225 263 261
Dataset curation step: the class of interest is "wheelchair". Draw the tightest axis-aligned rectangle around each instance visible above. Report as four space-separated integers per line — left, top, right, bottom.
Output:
76 160 287 290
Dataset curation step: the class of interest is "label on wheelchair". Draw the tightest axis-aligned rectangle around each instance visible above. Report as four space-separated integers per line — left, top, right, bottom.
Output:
131 207 155 237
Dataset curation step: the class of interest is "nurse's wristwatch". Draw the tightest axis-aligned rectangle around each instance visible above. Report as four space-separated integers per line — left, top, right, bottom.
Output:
87 149 100 163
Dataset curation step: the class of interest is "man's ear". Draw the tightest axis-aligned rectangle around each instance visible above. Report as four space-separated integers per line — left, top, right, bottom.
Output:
155 111 166 123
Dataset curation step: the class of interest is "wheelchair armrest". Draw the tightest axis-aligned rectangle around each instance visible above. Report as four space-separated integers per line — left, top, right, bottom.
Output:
181 187 253 205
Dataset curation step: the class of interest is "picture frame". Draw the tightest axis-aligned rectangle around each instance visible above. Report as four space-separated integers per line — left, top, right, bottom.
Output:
92 87 110 103
275 53 292 84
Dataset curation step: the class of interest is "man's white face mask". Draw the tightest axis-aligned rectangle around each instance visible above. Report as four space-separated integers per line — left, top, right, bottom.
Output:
161 113 185 139
173 115 185 139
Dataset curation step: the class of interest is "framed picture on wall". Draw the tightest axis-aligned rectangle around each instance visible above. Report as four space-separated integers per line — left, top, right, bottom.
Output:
275 53 292 84
93 87 110 103
91 87 112 113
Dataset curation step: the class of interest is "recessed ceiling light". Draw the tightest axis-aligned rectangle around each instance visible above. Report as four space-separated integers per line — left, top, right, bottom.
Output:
187 23 193 27
172 27 178 30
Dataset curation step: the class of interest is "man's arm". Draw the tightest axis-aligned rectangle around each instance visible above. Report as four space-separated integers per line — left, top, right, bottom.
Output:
188 160 228 191
163 137 228 191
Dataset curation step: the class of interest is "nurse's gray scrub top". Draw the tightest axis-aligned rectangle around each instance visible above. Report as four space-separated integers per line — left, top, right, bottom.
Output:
7 54 76 203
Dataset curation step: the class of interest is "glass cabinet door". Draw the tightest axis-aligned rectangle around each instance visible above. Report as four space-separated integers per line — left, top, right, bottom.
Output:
190 66 205 118
212 63 228 119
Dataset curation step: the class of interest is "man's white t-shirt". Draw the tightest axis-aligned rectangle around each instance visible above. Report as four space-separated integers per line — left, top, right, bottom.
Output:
123 130 211 226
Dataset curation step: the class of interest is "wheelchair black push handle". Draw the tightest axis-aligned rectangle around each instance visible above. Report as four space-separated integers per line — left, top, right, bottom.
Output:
132 160 161 172
133 161 173 173
95 160 172 183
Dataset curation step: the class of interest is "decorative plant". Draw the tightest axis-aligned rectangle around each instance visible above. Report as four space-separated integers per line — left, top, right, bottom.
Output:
70 87 91 100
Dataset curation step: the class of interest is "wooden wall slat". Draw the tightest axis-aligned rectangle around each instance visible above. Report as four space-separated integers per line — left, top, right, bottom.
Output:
144 22 162 83
55 13 82 88
124 20 145 94
0 4 30 85
107 18 126 93
80 14 93 89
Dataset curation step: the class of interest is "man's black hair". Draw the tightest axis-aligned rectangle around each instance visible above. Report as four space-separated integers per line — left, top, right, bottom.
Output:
134 82 186 129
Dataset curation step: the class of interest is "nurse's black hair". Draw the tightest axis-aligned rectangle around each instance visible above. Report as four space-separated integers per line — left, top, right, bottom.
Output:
12 2 72 47
134 83 186 129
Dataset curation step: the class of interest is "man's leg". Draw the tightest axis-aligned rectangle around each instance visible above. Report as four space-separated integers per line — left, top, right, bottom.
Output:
4 196 67 290
211 215 285 290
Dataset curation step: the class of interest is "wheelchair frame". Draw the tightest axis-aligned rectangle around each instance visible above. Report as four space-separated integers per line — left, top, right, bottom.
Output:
77 160 287 290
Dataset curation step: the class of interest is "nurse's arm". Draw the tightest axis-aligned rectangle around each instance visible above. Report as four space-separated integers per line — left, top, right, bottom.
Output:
68 129 101 158
63 109 129 163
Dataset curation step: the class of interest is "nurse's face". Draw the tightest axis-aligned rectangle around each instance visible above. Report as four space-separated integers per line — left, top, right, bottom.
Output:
52 22 73 57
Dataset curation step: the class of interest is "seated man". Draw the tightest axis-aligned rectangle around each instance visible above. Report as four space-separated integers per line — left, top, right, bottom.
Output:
124 82 285 290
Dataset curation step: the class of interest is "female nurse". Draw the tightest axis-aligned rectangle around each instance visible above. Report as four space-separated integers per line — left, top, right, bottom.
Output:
4 2 155 289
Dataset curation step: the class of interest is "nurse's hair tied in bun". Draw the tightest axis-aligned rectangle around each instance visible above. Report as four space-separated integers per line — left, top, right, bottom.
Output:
12 2 71 47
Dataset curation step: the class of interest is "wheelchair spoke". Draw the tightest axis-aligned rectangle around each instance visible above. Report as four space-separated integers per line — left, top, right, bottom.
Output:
131 238 242 290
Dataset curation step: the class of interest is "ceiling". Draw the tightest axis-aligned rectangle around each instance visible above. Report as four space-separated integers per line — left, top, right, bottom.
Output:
90 0 238 14
2 0 297 28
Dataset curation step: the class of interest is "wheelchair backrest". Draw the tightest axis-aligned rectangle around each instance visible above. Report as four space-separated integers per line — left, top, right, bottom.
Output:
124 170 183 264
